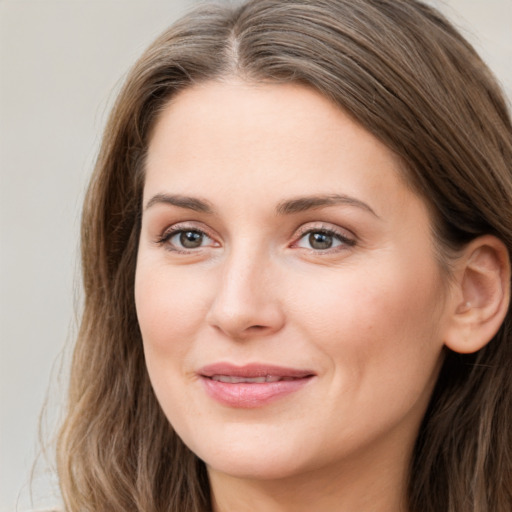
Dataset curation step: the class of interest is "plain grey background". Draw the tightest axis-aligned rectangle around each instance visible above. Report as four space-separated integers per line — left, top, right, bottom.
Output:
0 1 510 510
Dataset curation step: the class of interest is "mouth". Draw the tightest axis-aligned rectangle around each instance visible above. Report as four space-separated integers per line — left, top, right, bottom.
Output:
198 363 315 408
209 375 301 383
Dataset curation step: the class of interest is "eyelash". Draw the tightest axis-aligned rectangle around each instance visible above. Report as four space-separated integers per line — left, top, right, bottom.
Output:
155 224 356 253
292 226 356 252
155 224 218 254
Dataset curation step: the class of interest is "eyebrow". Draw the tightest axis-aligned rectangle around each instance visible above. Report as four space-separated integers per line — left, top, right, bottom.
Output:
144 192 378 218
275 194 379 217
145 193 214 213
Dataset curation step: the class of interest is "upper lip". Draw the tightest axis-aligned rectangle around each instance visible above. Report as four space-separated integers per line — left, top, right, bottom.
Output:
198 363 315 379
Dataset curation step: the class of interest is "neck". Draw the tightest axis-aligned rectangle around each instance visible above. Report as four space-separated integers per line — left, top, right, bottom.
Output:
208 435 412 512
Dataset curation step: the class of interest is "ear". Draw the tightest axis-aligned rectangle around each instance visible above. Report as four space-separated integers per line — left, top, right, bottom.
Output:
444 235 510 354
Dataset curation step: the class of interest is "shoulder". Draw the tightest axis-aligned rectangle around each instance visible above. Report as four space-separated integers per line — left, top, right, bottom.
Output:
28 509 63 512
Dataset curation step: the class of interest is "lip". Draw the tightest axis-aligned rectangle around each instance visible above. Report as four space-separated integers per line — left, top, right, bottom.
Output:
198 363 316 408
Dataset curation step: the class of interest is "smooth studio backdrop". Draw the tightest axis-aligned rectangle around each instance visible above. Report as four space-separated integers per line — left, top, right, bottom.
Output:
0 1 511 510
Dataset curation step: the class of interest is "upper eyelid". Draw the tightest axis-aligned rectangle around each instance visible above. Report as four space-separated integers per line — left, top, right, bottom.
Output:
293 222 355 239
160 221 215 238
165 227 213 240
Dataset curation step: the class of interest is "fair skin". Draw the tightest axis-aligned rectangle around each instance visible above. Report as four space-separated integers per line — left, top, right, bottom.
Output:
135 81 509 512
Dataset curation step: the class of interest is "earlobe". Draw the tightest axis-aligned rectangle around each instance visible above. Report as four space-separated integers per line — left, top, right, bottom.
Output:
444 235 510 354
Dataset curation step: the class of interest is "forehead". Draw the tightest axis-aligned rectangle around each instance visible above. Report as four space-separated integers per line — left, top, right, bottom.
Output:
144 80 421 221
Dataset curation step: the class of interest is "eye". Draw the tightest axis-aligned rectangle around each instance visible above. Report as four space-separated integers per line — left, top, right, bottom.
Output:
172 230 209 249
157 226 218 252
295 228 355 251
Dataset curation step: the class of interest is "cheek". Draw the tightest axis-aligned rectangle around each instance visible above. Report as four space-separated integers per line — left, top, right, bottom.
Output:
134 261 216 428
290 257 446 375
290 262 446 444
134 262 212 360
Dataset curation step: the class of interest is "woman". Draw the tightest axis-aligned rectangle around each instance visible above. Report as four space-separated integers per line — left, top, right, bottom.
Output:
56 0 512 511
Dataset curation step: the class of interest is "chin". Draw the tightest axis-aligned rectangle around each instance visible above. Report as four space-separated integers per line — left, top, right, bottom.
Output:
182 425 315 481
204 451 310 482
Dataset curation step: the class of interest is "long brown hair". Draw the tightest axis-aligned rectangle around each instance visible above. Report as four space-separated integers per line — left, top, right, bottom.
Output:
57 1 512 510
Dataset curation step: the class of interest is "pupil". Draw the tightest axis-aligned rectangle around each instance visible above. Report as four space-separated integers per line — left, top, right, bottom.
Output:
180 231 203 248
309 232 333 250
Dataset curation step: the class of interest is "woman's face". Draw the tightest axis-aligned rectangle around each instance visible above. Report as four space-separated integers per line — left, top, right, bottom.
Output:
135 81 453 481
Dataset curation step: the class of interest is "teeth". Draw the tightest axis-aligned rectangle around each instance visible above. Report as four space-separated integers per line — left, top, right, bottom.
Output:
211 375 284 383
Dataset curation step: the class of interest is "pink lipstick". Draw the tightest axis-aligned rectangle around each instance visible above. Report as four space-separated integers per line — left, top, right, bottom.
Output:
198 363 315 408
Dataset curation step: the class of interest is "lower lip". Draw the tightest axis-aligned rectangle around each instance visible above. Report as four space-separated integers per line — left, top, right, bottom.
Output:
201 377 313 408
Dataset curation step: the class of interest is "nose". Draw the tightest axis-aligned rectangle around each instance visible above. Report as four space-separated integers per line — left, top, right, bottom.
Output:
206 248 286 340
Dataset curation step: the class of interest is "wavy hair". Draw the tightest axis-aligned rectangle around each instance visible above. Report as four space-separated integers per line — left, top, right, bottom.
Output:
57 1 512 510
